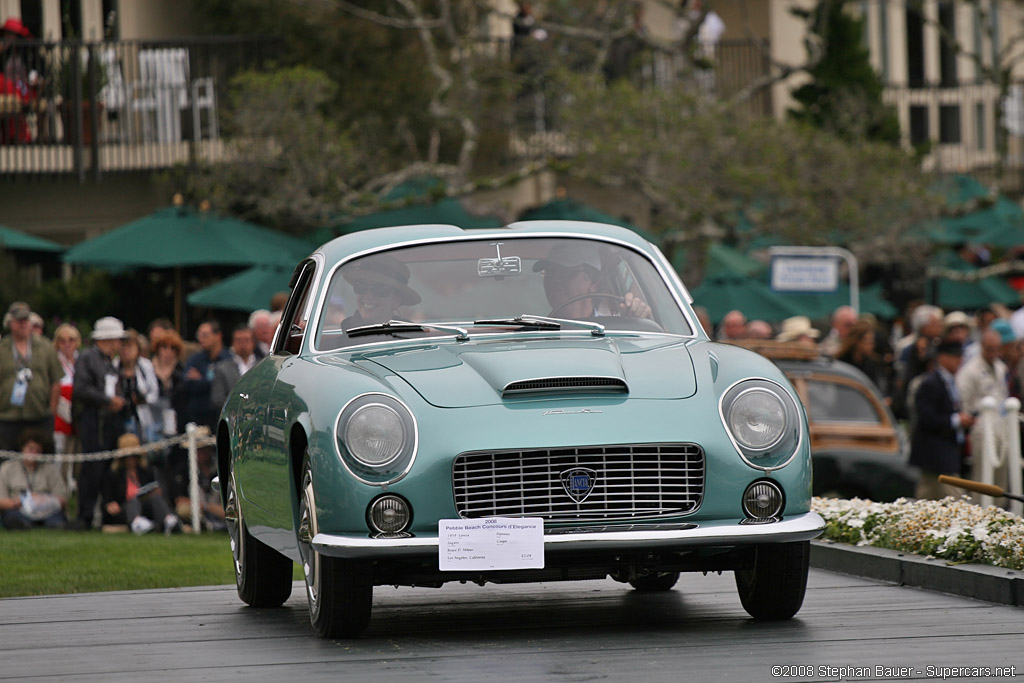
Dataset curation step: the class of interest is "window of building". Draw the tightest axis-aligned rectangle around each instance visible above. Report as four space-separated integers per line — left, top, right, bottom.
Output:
906 5 925 88
938 1 958 87
976 101 987 151
60 0 82 39
909 105 929 146
19 0 43 39
939 104 961 144
102 0 118 40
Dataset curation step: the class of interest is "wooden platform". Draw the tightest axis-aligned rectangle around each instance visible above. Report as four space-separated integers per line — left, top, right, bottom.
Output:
1 568 1021 681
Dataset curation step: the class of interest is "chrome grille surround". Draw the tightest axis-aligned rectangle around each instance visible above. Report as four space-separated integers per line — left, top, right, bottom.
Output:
452 443 704 521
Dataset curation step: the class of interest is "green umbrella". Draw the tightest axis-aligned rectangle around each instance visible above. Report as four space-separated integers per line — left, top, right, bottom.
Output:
690 274 805 325
775 282 898 320
519 198 658 244
927 250 1020 310
187 265 293 312
929 197 1024 247
64 205 311 328
64 206 310 268
673 242 765 280
0 224 64 253
310 197 502 246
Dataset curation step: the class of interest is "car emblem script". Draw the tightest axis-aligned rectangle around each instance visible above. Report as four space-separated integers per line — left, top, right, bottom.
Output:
561 467 597 503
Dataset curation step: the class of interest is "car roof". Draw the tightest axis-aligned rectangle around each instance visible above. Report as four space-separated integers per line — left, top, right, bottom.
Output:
311 220 658 264
722 340 878 383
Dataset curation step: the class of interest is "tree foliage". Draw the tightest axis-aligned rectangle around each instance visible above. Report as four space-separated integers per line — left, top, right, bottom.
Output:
788 0 900 145
185 0 939 278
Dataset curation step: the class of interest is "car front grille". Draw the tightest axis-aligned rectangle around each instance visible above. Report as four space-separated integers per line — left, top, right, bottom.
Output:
452 443 704 521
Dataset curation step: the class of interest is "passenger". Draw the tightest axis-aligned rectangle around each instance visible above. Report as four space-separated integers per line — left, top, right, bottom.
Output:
342 254 421 329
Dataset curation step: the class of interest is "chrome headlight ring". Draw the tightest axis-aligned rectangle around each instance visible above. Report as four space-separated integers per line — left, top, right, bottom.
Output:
335 393 418 485
719 378 802 472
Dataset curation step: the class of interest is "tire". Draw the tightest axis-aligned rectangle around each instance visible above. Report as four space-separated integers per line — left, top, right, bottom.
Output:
734 541 809 620
297 455 373 638
225 466 293 608
629 571 680 592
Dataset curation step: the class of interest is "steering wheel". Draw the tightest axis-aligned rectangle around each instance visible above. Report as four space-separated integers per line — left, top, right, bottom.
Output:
549 293 625 318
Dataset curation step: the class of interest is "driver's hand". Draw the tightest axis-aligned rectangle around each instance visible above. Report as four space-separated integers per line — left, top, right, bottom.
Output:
620 292 652 319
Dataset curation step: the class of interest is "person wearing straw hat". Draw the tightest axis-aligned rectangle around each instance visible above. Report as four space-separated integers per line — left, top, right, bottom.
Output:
775 315 820 348
72 316 128 528
101 433 180 534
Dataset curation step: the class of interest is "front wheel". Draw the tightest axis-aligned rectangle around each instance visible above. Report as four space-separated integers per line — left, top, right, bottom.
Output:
225 466 293 608
298 455 373 638
734 541 809 620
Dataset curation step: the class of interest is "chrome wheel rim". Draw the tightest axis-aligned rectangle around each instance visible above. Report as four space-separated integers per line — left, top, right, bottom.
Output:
225 471 244 583
299 466 321 611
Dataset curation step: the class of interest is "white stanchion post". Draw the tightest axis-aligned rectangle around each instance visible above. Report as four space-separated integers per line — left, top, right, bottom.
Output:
1005 398 1023 518
977 396 999 509
186 422 201 534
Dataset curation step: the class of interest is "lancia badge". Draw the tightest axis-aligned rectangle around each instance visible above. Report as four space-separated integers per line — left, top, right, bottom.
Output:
561 467 597 503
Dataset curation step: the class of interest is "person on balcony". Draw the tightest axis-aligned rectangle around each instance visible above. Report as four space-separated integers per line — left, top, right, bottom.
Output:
0 17 38 144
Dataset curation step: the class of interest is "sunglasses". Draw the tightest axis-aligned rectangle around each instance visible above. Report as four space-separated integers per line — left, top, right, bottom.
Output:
352 282 397 297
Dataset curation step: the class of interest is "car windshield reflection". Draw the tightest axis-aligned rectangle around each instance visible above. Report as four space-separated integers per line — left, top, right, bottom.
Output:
315 237 692 350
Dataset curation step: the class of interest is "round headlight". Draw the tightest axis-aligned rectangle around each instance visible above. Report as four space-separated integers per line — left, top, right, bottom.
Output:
727 388 786 450
368 494 412 535
345 403 405 466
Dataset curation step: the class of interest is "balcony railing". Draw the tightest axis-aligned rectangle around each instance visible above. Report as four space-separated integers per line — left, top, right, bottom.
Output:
0 36 280 180
883 82 1024 193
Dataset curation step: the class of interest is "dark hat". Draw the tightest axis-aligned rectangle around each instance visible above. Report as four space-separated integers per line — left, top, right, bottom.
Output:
936 339 964 356
1 17 31 37
532 242 603 275
6 301 31 321
342 254 420 306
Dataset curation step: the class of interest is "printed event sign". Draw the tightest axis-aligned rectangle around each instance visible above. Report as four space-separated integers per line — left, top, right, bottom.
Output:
770 255 839 292
439 518 544 571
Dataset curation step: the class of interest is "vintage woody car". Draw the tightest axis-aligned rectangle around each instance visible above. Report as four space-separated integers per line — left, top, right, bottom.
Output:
726 340 916 502
218 221 825 638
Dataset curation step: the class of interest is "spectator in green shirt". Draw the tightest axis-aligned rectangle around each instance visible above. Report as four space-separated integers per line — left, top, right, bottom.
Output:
0 302 63 452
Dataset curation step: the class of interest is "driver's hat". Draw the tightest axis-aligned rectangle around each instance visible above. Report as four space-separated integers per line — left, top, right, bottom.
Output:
533 242 603 276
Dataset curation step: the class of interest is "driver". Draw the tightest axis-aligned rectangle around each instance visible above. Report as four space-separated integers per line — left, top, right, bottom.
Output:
341 254 421 329
534 243 651 319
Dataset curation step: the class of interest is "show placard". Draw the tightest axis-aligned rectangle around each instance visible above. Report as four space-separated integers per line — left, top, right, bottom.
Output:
439 518 544 571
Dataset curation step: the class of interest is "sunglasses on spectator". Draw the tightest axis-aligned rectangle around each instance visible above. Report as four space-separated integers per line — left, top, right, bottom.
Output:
352 282 397 297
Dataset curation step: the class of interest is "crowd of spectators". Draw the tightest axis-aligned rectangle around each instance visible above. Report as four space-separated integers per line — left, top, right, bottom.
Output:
0 300 283 533
701 300 1024 504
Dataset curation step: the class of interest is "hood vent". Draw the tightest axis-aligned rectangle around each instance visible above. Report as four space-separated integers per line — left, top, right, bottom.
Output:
503 377 628 396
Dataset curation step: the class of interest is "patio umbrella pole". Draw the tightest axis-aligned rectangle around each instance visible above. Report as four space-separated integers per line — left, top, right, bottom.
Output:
175 267 183 332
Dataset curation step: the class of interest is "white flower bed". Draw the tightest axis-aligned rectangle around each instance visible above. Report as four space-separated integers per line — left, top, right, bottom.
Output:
812 496 1024 570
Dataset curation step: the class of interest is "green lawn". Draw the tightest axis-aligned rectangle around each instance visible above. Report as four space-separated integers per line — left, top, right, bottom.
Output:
0 530 301 598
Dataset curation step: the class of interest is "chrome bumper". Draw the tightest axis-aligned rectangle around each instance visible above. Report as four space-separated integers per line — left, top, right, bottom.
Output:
312 511 825 560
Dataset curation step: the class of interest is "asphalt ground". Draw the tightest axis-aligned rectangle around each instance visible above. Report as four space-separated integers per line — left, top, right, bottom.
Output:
2 556 1022 682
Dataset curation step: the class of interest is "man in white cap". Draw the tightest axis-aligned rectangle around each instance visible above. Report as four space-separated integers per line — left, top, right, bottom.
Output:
72 316 127 528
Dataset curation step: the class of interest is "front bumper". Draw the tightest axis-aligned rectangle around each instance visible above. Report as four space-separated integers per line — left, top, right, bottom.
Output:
312 511 825 559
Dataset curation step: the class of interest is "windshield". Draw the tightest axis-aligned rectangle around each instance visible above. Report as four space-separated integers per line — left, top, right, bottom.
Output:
314 237 693 350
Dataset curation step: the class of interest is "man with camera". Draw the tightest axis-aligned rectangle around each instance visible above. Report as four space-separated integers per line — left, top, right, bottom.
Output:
0 302 63 452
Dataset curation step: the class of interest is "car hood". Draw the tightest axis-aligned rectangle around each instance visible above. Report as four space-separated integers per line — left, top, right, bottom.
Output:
350 336 697 408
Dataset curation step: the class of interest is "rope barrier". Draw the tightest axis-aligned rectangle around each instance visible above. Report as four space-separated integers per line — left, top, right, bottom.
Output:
0 427 214 463
0 424 216 534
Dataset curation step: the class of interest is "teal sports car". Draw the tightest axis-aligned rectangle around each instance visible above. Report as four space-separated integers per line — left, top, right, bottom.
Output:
218 221 825 638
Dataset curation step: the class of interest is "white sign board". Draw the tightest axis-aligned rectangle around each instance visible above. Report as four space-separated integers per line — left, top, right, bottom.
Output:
439 518 544 571
771 256 839 292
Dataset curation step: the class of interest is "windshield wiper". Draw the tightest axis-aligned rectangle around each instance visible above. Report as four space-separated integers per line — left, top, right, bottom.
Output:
473 314 605 336
346 320 470 341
